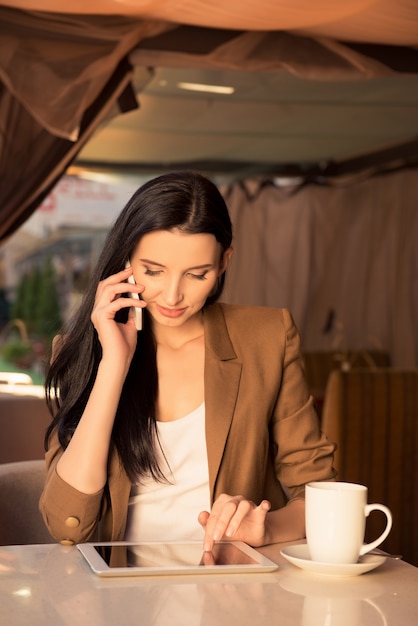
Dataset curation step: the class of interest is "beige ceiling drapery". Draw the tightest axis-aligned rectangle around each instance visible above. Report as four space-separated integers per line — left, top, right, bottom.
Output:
2 1 418 45
1 0 418 242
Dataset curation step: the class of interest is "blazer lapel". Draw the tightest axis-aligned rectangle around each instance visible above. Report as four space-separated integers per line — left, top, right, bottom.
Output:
203 304 242 502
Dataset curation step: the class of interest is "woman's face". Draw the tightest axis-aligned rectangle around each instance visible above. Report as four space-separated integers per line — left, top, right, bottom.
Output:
130 229 232 328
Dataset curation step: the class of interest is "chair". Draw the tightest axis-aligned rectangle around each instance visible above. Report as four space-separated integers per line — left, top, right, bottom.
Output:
321 368 418 566
0 392 51 463
0 459 54 545
302 350 391 419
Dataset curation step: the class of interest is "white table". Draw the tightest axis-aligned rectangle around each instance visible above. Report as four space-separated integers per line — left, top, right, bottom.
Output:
1 542 417 626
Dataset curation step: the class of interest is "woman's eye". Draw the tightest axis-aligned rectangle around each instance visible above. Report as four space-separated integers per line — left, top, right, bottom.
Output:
189 273 207 281
144 268 162 277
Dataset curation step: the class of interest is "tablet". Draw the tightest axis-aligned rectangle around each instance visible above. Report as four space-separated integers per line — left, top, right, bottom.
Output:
77 541 279 577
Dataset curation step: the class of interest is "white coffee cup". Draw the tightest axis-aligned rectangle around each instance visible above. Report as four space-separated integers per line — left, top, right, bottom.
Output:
305 482 392 564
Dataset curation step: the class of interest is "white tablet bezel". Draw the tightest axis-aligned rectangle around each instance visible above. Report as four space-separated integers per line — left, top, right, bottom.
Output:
77 540 279 577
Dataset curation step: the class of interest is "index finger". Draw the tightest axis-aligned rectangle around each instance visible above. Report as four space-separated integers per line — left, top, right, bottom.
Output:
203 497 241 552
200 551 216 566
103 266 133 282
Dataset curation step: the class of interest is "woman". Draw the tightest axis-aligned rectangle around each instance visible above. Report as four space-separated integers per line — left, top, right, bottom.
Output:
40 171 335 549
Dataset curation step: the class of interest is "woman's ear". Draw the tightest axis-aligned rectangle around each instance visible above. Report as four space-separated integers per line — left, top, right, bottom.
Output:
219 247 233 274
51 334 66 363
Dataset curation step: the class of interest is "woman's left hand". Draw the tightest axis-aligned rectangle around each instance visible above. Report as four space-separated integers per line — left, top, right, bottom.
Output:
198 493 271 552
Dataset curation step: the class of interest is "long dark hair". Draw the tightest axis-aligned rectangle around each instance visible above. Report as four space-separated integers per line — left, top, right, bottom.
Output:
44 171 233 482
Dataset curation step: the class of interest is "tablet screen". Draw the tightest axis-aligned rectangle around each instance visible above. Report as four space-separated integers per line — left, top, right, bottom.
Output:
77 541 279 576
95 542 257 568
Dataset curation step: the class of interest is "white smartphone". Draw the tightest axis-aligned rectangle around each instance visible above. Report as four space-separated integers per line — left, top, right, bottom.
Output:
126 262 142 331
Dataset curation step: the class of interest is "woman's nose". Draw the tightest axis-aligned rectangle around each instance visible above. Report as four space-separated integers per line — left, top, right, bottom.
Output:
163 279 183 306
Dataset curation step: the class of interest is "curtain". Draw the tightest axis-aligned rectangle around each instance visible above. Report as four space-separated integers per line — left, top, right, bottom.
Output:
222 167 418 367
0 7 168 242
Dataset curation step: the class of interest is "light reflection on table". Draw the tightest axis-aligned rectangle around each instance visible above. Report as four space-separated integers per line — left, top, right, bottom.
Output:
1 542 417 626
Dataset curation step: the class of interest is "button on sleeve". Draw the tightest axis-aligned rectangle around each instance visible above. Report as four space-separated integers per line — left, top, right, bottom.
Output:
64 516 80 528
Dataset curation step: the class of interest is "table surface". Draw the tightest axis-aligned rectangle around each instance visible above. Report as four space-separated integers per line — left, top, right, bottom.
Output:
1 542 417 626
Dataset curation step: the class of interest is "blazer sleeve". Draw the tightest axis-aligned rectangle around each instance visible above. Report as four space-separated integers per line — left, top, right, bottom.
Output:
271 309 336 500
39 431 106 544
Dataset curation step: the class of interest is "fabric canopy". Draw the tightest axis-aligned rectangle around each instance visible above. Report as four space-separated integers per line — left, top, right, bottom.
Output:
3 1 418 45
0 7 169 242
1 0 418 242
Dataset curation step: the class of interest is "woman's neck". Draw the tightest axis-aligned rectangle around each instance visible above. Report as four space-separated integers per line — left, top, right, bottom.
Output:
152 312 204 350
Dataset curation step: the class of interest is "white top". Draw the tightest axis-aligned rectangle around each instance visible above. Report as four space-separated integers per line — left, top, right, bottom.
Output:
125 403 210 542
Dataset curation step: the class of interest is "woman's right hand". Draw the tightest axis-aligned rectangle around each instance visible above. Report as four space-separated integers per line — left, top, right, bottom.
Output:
54 266 146 495
91 266 146 364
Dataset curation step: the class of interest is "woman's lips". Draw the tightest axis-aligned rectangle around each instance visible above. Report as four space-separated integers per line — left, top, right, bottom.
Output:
156 304 187 318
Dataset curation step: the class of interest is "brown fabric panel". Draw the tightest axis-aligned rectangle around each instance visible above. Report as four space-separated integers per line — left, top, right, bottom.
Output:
321 370 343 472
391 372 418 562
369 371 390 501
342 370 364 483
302 350 391 422
303 350 391 394
385 372 406 550
321 368 418 565
363 371 392 546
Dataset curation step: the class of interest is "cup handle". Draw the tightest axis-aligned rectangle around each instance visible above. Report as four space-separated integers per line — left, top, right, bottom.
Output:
359 504 393 556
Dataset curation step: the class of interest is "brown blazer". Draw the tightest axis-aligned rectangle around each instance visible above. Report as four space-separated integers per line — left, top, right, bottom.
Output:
39 303 336 544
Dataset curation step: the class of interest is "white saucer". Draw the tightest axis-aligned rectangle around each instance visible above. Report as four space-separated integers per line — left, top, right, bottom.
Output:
280 544 386 577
